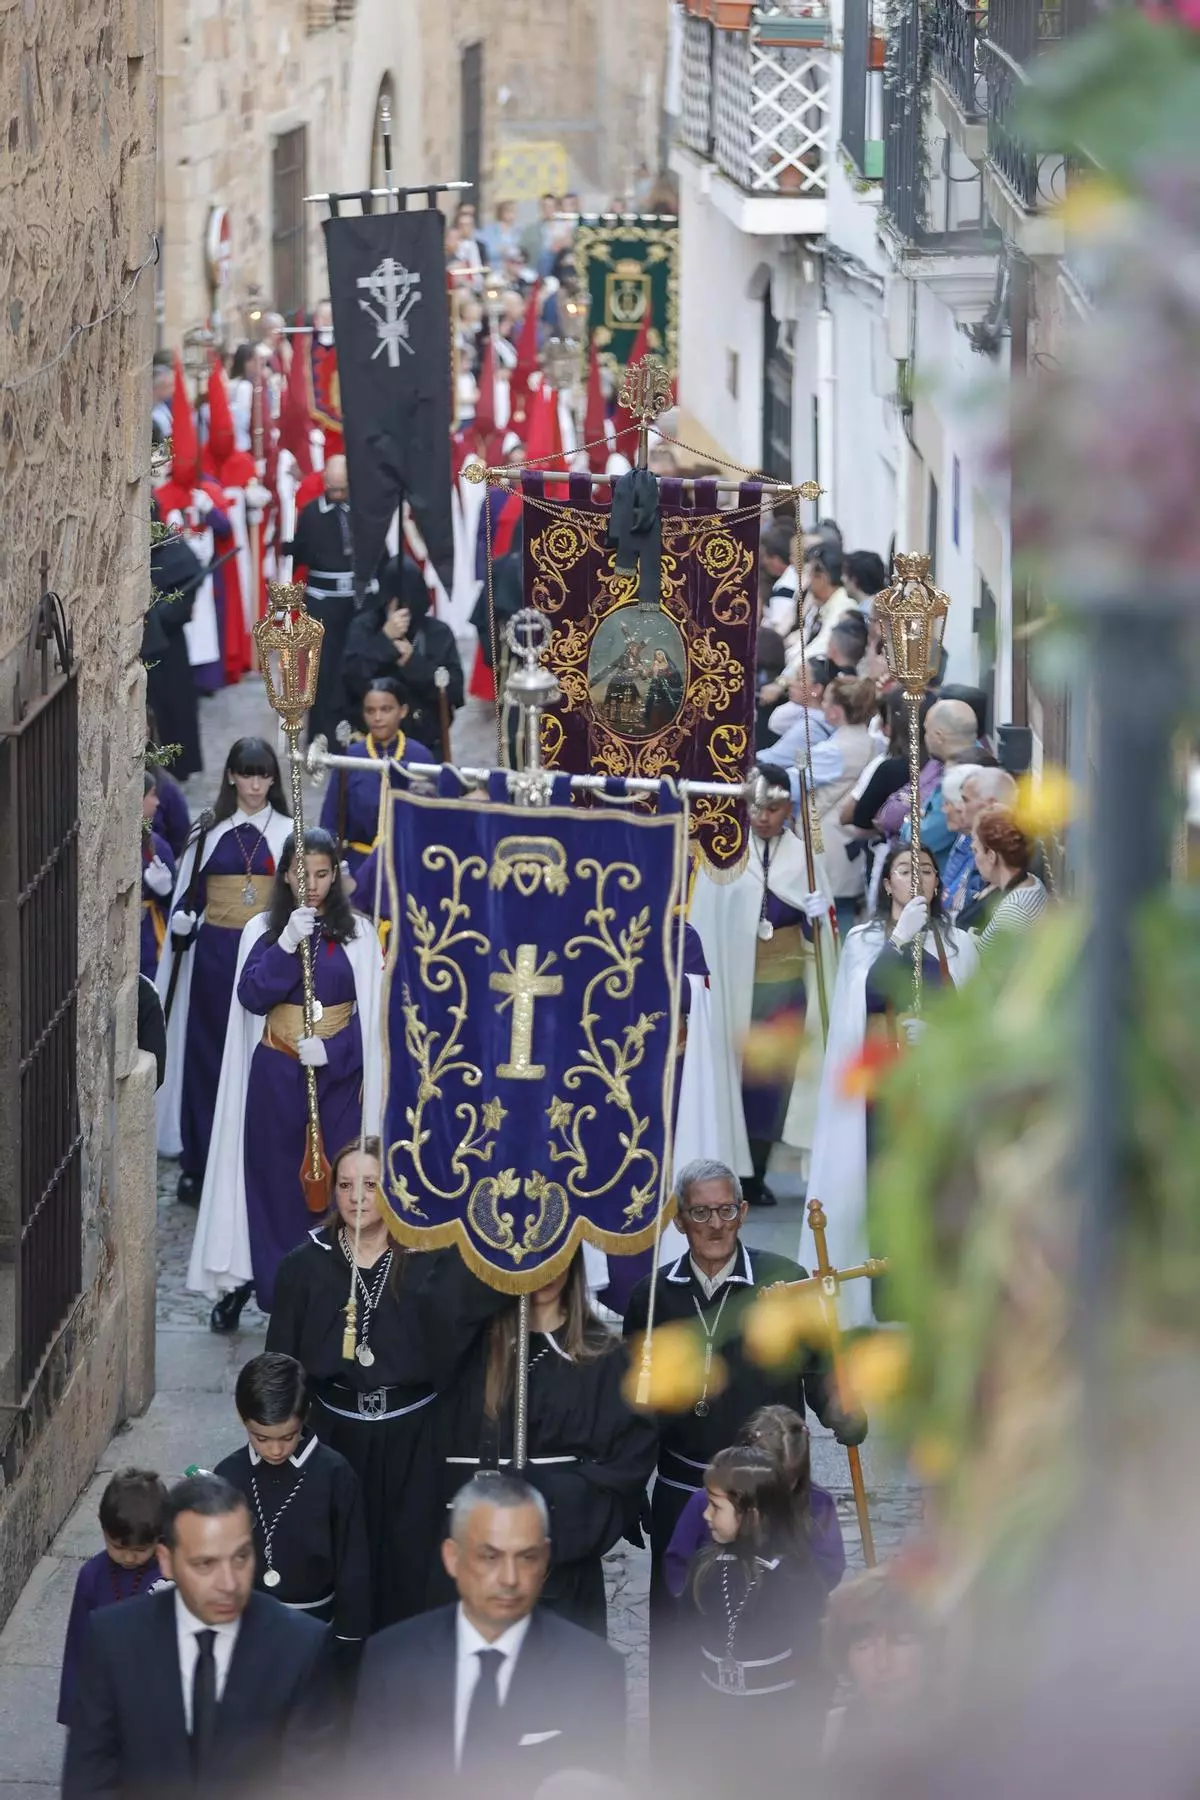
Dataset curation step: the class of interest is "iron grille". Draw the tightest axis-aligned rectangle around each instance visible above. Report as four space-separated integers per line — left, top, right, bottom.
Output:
0 614 81 1397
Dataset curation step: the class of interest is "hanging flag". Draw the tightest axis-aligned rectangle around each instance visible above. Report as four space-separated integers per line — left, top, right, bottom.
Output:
380 783 684 1292
574 213 679 377
323 208 454 595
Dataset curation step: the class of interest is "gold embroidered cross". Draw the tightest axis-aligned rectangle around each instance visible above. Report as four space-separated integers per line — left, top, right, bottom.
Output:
490 945 563 1080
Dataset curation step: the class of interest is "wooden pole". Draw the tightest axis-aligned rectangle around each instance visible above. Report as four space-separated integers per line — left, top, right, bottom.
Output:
806 1198 878 1567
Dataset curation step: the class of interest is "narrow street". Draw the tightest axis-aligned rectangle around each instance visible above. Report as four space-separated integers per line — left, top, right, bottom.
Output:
0 679 919 1792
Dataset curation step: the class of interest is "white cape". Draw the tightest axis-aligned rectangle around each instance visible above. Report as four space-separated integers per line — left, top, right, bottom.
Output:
187 910 385 1298
804 919 980 1326
582 971 718 1300
155 808 294 1157
688 829 835 1177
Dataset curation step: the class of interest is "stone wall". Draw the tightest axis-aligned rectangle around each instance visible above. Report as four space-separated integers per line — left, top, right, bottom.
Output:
0 0 159 1625
156 0 669 341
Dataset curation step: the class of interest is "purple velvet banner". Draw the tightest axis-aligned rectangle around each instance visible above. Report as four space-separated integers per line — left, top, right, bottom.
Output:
522 473 762 876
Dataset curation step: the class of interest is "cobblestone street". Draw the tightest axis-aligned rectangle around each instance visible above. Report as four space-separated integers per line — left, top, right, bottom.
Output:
0 673 920 1791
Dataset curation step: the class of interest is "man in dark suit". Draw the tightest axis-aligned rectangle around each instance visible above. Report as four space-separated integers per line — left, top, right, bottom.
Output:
353 1474 627 1793
63 1472 330 1799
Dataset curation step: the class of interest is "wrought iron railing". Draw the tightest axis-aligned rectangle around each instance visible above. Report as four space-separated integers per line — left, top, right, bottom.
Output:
842 0 885 177
930 0 988 119
882 0 927 239
0 593 81 1397
981 0 1066 208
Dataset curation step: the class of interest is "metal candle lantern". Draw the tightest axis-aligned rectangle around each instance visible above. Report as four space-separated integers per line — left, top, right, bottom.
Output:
252 584 330 1208
873 553 950 1010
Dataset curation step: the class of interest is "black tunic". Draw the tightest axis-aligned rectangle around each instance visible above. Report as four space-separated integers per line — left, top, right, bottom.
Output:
283 497 380 746
266 1228 470 1630
213 1435 370 1646
431 1297 658 1637
144 532 202 779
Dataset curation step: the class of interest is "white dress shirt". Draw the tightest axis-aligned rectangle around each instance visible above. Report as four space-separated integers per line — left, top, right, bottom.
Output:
175 1592 241 1732
689 1250 739 1300
453 1604 531 1767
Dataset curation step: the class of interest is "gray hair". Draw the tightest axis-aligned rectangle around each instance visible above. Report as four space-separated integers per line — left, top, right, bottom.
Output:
942 763 982 808
675 1158 743 1209
448 1473 550 1543
964 766 1017 806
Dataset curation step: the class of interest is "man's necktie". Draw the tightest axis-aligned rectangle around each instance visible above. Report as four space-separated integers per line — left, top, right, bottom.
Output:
461 1647 505 1768
191 1629 218 1768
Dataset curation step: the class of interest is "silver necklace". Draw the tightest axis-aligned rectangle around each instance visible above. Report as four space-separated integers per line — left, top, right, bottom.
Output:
691 1284 732 1417
756 836 774 942
340 1233 391 1368
714 1557 763 1690
250 1461 308 1589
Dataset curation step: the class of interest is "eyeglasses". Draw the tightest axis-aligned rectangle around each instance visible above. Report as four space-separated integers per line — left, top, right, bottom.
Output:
680 1202 742 1225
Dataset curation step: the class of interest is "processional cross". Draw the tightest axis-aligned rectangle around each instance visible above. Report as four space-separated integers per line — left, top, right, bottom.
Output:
357 257 422 365
490 944 563 1080
781 1199 890 1566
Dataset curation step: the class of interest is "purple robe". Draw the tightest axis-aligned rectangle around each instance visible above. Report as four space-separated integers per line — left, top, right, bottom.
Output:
663 1483 846 1599
57 1550 168 1725
177 824 278 1181
238 932 364 1311
318 733 437 883
139 830 176 980
152 773 192 858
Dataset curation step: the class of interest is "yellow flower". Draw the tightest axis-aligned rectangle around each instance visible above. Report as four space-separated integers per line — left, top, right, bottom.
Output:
481 1098 507 1133
743 1282 832 1367
622 1321 724 1413
838 1331 911 1414
1013 766 1074 839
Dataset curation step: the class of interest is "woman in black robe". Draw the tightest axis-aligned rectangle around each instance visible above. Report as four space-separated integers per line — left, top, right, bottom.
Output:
266 1137 473 1629
429 1250 658 1637
145 515 203 779
342 557 464 750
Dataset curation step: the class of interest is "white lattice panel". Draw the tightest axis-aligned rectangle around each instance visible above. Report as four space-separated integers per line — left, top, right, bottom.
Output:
749 34 831 193
679 12 714 156
712 30 753 186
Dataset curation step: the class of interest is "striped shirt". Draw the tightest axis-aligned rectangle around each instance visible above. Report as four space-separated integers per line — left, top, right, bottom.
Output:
979 876 1048 947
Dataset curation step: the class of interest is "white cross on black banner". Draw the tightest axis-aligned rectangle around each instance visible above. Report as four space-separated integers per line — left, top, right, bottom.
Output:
323 208 454 596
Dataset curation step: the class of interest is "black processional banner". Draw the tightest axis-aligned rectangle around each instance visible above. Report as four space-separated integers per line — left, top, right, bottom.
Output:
381 786 684 1292
323 209 454 594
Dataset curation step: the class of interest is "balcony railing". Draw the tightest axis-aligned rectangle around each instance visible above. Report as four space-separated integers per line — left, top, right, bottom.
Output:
675 2 832 198
841 0 886 179
882 0 927 239
980 0 1066 208
930 0 988 120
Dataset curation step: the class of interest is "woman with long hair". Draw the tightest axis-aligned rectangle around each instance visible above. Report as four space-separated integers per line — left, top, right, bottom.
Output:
683 1445 830 1761
156 737 291 1206
188 828 382 1334
805 845 980 1323
430 1249 658 1636
317 673 436 883
266 1140 455 1631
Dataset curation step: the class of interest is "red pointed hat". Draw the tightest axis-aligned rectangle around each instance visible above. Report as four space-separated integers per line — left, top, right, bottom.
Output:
170 356 200 490
206 354 235 469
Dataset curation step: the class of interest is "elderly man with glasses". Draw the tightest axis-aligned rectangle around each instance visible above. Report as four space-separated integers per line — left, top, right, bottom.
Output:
623 1158 866 1715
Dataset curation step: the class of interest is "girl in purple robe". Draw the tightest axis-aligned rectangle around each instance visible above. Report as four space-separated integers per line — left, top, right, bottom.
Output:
156 738 292 1206
57 1469 170 1727
140 774 176 979
318 675 436 885
188 828 383 1333
148 765 191 859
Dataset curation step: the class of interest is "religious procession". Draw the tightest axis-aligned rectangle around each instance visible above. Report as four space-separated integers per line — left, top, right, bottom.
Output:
3 2 1199 1797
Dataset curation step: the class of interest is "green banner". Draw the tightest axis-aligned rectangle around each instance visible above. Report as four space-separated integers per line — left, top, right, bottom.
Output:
573 214 679 379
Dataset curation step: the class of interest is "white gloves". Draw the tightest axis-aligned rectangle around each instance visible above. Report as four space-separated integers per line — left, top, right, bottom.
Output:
144 857 173 897
298 1035 328 1068
245 480 272 515
279 905 318 954
891 897 929 946
192 488 213 517
900 1017 928 1047
800 890 831 922
170 909 197 940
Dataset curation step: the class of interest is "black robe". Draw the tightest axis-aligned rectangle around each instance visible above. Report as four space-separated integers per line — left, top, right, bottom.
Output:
342 584 464 751
429 1281 658 1636
266 1230 473 1630
623 1242 858 1715
144 532 202 779
213 1434 371 1651
283 497 385 747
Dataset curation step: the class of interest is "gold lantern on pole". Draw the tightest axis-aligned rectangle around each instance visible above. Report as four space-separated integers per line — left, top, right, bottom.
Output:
252 583 330 1210
873 553 950 1010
